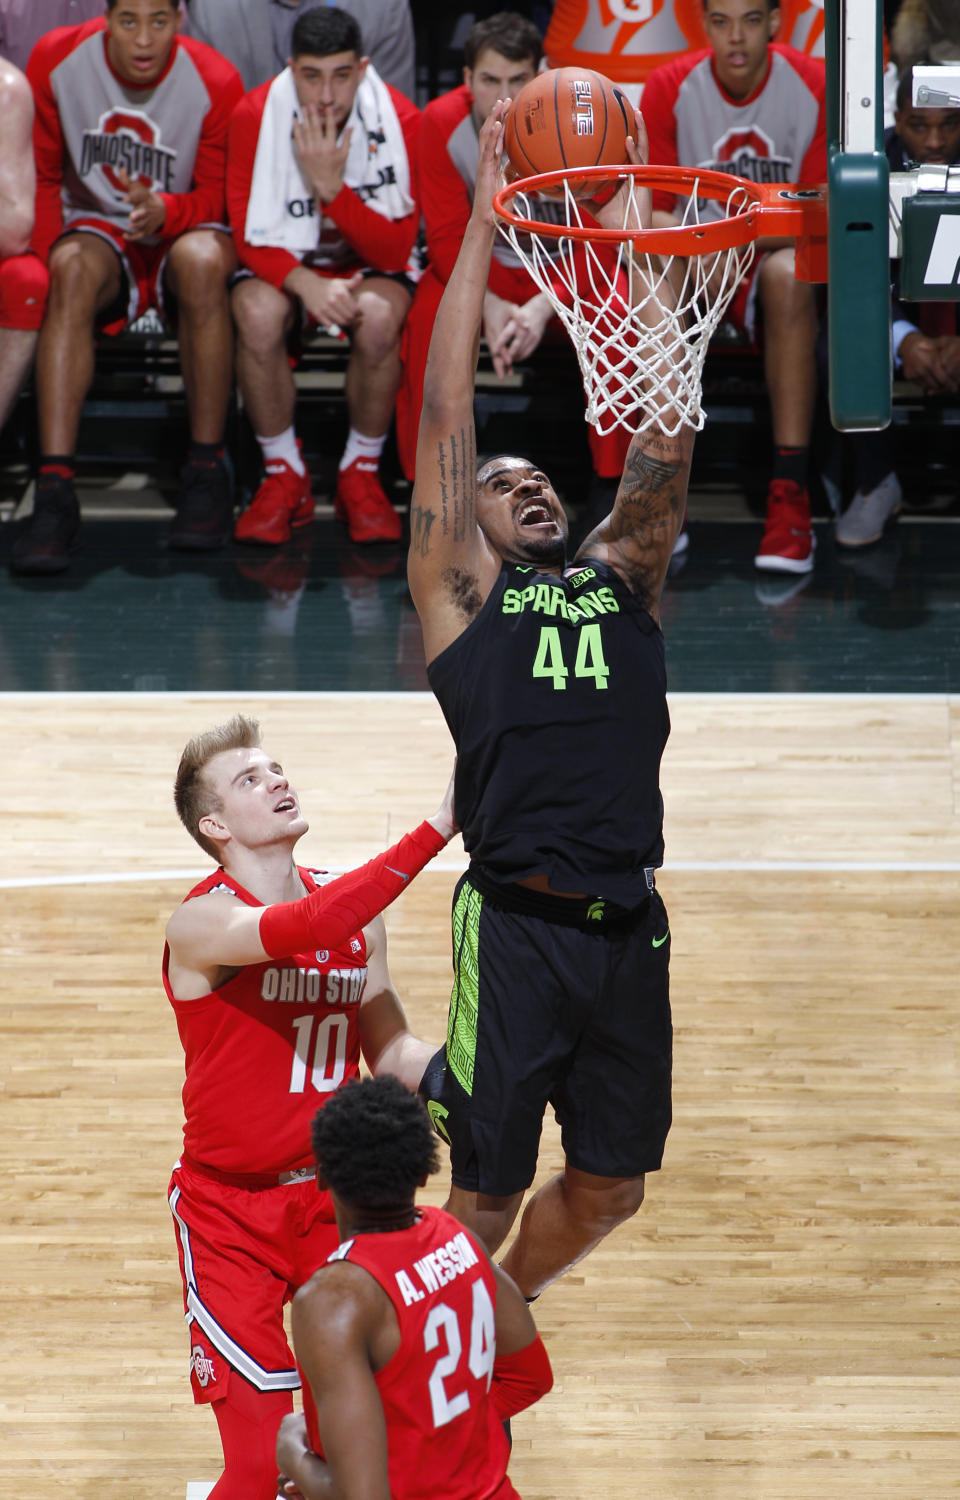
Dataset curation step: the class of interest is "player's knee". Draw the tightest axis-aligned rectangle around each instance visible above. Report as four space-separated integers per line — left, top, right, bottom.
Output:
168 233 233 304
354 291 407 361
47 239 105 307
565 1171 646 1231
232 279 288 351
0 254 48 331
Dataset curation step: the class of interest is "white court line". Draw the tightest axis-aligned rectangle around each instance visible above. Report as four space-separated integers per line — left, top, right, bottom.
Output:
5 858 960 892
0 689 956 703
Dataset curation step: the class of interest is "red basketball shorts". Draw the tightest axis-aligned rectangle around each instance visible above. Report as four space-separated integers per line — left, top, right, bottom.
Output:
168 1157 341 1406
0 253 49 330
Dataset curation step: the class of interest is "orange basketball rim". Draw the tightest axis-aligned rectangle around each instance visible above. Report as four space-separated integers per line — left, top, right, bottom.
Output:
494 163 828 281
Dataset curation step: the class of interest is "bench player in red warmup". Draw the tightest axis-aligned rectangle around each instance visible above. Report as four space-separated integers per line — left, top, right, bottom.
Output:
165 714 456 1500
275 1075 553 1500
226 7 420 547
17 0 243 574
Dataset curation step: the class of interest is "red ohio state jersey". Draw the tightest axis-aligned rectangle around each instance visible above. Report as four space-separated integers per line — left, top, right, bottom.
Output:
27 19 242 259
643 43 826 216
163 867 367 1176
303 1207 517 1500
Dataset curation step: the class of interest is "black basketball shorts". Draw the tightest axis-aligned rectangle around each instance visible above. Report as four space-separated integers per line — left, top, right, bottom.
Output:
433 869 673 1196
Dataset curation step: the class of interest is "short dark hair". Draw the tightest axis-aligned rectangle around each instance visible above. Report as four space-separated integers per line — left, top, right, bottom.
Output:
463 11 543 71
311 1076 441 1211
291 6 363 61
106 0 181 9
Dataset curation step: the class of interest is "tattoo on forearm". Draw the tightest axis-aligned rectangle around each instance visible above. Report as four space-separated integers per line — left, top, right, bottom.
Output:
410 503 436 559
435 428 477 541
623 448 682 502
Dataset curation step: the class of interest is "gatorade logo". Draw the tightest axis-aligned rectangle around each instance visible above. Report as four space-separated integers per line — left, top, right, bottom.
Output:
923 216 960 286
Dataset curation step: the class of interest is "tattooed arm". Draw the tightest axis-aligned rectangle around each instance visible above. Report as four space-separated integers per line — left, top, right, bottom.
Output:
571 108 695 619
408 106 506 664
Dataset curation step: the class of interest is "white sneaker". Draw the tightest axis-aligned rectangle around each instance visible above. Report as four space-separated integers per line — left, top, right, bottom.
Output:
835 474 902 548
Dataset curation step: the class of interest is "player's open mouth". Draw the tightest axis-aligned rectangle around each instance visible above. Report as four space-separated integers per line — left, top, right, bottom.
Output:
517 502 553 527
275 797 296 813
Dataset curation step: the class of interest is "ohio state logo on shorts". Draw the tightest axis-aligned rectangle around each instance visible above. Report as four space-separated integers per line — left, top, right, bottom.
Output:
190 1342 218 1389
78 109 178 195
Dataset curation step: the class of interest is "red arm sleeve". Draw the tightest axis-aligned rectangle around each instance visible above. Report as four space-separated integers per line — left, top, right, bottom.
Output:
640 63 681 215
320 87 421 272
258 820 446 959
490 1335 553 1420
26 30 71 262
160 41 244 238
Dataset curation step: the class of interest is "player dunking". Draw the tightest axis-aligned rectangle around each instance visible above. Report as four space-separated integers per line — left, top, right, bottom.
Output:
164 715 455 1500
410 103 693 1298
276 1075 553 1500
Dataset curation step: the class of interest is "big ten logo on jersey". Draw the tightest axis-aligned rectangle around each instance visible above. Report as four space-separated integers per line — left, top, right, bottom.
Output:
260 964 366 1007
79 109 177 194
711 126 791 186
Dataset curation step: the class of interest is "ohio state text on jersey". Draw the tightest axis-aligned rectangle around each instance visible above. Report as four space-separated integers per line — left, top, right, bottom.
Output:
163 866 368 1176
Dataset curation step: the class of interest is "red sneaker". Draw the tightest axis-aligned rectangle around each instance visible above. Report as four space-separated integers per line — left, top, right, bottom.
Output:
334 459 402 544
234 449 313 546
754 479 815 574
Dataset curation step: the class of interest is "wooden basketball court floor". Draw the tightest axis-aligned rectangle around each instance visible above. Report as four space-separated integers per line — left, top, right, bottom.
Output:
1 690 958 1499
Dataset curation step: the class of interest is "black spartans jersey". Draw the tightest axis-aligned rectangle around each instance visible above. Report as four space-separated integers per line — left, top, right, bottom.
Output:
427 559 668 904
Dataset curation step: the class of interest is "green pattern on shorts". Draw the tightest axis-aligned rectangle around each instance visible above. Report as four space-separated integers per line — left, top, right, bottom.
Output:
447 881 482 1096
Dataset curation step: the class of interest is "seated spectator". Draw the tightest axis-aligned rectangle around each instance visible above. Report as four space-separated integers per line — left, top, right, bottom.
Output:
13 0 242 577
644 0 826 576
396 11 632 499
189 0 415 101
0 58 47 437
835 66 960 548
227 7 419 546
0 0 109 74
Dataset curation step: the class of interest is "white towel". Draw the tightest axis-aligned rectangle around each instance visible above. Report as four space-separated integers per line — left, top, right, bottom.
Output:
244 63 414 255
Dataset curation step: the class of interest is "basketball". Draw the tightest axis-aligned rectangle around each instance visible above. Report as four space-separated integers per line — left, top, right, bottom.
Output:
502 67 633 198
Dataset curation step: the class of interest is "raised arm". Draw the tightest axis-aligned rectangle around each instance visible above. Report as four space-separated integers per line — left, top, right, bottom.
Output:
407 104 507 664
166 776 457 998
573 110 694 618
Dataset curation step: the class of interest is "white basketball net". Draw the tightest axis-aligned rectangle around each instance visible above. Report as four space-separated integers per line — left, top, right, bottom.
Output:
495 173 758 437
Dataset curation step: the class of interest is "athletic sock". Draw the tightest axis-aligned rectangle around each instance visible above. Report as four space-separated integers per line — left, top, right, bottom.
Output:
187 439 225 467
772 445 808 488
339 427 386 473
256 426 305 476
38 456 76 483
